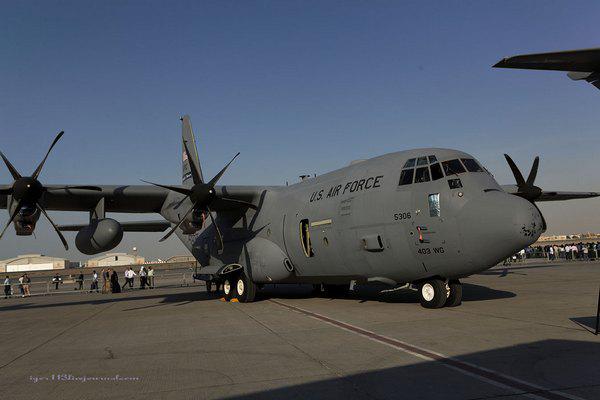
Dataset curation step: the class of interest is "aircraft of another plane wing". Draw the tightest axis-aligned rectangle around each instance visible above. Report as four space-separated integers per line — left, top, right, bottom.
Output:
1 48 598 308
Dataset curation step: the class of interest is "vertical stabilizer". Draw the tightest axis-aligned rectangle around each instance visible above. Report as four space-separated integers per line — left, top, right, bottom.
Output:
181 115 203 188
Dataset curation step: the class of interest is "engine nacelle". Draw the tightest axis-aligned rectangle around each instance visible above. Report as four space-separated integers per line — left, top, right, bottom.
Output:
14 204 41 236
75 218 124 255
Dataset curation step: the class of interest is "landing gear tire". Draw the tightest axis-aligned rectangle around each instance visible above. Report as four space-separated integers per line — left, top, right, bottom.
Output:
445 279 462 307
323 284 349 298
223 278 234 301
419 279 447 309
233 272 257 303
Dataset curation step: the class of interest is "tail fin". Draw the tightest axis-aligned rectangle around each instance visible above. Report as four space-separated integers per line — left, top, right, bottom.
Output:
181 115 203 188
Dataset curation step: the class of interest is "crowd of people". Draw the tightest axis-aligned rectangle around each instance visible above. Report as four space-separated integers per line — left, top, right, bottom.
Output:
3 266 156 299
509 242 600 263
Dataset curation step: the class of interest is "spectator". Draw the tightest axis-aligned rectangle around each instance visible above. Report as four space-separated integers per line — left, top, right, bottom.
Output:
124 268 136 289
90 270 99 293
3 275 11 299
18 275 25 297
583 245 589 261
102 269 110 293
548 245 554 260
76 272 84 290
23 274 31 297
139 266 147 289
147 267 154 289
110 269 121 293
52 273 62 290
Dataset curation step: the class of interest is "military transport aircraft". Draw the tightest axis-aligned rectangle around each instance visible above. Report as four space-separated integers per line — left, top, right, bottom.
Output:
1 47 599 308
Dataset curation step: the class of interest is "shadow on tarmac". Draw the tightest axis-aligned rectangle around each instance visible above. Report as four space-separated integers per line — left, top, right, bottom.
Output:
216 339 600 400
257 282 516 304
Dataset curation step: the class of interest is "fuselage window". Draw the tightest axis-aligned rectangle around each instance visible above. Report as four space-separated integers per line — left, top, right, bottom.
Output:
416 156 428 166
403 158 416 168
399 169 414 185
428 155 437 164
430 163 444 181
442 159 466 175
461 158 484 172
414 166 430 183
428 193 441 217
299 219 314 257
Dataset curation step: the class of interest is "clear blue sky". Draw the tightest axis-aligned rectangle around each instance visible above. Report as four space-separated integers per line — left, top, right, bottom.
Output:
1 0 600 261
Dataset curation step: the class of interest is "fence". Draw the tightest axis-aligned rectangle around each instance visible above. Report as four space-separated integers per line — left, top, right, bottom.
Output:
506 248 600 263
2 271 202 298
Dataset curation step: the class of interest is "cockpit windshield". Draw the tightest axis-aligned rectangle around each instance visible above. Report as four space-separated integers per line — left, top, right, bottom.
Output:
399 155 486 186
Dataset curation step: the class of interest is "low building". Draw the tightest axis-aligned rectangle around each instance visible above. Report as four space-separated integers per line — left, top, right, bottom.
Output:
166 255 196 263
0 254 70 273
86 253 145 268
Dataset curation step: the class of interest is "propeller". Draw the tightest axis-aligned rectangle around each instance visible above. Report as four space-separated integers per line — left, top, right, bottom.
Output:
0 131 102 249
504 154 543 201
143 140 256 249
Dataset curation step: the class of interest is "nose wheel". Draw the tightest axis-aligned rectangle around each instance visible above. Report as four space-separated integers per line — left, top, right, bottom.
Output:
418 278 462 308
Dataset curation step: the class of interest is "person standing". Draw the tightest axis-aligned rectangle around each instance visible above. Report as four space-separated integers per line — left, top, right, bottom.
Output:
102 269 109 293
147 267 154 289
76 272 84 290
18 275 25 297
90 270 99 293
23 274 31 297
52 273 62 290
139 266 147 289
110 269 121 293
3 276 11 299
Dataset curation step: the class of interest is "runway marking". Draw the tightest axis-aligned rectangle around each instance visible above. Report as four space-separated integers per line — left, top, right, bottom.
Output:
269 299 586 400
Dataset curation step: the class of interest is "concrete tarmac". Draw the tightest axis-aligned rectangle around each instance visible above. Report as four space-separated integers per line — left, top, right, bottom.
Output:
1 260 599 400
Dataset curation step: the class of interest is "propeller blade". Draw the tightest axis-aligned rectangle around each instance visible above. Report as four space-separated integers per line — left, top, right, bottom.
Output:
140 180 192 196
208 152 240 187
504 154 526 188
0 199 24 240
206 206 223 252
159 203 196 242
219 196 258 210
526 156 540 186
36 203 68 250
183 139 203 185
32 131 64 179
46 185 103 192
0 151 22 180
0 187 13 195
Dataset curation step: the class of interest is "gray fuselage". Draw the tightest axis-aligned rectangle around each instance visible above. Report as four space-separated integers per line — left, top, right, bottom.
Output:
172 148 544 286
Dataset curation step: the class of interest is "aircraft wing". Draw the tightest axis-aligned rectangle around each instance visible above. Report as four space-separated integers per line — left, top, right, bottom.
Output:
501 185 600 202
0 184 266 213
494 47 600 89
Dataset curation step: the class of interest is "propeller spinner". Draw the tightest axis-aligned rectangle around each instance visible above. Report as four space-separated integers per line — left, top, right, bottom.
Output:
0 131 101 249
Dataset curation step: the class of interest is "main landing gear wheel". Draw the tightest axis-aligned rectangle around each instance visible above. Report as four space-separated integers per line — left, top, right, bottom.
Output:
233 272 257 303
419 279 447 309
223 278 233 301
445 279 462 307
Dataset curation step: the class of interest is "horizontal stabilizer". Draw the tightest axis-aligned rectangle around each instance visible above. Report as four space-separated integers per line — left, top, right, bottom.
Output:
58 220 170 232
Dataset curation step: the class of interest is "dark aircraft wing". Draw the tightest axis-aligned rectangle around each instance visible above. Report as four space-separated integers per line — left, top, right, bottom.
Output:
494 47 600 89
501 185 600 202
0 184 262 213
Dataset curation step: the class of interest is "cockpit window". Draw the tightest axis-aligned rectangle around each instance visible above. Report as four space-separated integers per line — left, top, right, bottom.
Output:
442 159 466 175
403 158 416 168
461 158 483 172
414 167 430 183
428 155 437 164
430 163 444 180
416 156 428 166
399 169 414 185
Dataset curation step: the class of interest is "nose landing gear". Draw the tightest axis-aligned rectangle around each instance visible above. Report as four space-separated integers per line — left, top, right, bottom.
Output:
418 278 463 308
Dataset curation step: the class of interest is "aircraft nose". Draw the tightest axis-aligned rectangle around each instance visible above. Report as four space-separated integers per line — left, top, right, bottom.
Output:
458 191 544 268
